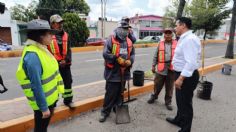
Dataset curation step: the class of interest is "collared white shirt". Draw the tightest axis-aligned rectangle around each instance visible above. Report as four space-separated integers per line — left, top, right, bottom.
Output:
172 30 201 77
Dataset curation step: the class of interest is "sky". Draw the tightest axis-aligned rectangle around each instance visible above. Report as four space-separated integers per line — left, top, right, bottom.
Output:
0 0 171 21
0 0 234 21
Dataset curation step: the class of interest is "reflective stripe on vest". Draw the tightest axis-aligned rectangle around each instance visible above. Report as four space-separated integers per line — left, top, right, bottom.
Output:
16 44 64 110
157 40 177 72
48 32 68 61
106 36 133 68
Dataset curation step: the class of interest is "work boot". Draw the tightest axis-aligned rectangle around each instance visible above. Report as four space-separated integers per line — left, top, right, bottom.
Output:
166 104 173 111
147 94 157 104
99 114 109 123
65 102 76 109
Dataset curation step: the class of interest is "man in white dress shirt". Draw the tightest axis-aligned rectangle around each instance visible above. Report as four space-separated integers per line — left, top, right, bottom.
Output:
166 17 201 132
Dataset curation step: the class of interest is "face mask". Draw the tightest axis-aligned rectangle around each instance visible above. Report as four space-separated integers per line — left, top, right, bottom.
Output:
116 28 128 40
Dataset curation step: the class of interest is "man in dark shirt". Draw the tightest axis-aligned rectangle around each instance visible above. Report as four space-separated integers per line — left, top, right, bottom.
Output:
99 17 136 123
47 14 75 109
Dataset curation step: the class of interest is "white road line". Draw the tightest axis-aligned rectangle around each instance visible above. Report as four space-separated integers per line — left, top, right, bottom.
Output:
85 59 103 62
135 54 149 57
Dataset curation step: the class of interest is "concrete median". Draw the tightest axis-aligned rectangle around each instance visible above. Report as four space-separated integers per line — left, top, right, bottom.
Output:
1 58 236 132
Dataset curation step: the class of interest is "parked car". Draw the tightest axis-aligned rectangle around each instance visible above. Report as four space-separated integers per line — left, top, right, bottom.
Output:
86 37 105 46
135 36 161 44
0 39 12 51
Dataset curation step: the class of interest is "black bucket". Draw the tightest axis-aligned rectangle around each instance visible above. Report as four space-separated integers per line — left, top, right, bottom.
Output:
133 70 144 86
197 81 213 100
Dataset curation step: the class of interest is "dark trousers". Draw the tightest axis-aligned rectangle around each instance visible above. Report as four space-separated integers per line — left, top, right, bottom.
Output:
174 70 199 132
153 70 175 105
101 81 124 116
59 65 73 104
34 104 56 132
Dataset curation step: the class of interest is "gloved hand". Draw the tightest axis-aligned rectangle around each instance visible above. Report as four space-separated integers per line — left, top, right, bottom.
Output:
59 60 66 67
125 60 131 67
117 57 125 66
152 66 156 73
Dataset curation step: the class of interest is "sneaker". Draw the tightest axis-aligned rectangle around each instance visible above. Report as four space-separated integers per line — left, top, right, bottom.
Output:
147 94 157 104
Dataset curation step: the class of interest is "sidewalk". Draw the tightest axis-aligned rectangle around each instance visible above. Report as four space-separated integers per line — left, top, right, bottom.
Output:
48 65 236 132
0 56 235 122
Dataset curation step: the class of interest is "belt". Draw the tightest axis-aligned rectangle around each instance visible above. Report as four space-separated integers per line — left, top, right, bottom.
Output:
174 70 198 74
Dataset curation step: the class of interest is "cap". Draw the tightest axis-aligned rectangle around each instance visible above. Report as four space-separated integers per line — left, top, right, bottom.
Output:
50 14 64 23
121 16 130 22
119 17 131 28
20 19 57 34
163 28 173 34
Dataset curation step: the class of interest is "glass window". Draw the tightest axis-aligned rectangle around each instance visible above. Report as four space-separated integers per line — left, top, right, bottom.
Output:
151 21 162 27
140 20 150 27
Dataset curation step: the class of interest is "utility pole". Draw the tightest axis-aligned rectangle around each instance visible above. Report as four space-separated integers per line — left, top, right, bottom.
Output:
101 0 104 38
104 0 107 38
101 0 108 38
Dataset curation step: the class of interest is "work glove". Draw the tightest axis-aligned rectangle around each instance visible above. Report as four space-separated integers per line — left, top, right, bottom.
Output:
117 57 126 66
125 60 131 67
59 60 66 67
152 65 156 73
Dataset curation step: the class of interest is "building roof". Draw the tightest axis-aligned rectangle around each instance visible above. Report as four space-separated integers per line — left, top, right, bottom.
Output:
130 15 163 20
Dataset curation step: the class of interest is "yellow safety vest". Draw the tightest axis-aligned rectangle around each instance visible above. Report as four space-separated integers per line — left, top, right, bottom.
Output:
16 43 64 110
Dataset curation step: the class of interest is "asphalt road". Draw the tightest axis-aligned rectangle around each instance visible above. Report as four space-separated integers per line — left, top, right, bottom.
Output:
0 43 234 100
48 66 236 132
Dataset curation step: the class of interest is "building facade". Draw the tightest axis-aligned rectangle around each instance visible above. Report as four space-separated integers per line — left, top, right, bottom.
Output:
0 9 26 47
129 15 165 39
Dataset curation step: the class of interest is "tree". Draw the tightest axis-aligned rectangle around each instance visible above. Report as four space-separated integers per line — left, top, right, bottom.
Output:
36 0 64 21
176 0 186 19
62 13 89 47
10 1 37 21
163 0 190 28
63 0 90 15
189 0 230 40
225 0 236 59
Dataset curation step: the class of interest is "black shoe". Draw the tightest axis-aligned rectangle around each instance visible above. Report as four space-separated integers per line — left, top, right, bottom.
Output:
166 104 173 111
113 107 116 113
147 94 157 104
65 102 76 109
99 115 108 123
166 117 181 127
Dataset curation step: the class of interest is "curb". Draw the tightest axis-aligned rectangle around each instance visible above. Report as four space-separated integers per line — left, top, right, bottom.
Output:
1 59 236 132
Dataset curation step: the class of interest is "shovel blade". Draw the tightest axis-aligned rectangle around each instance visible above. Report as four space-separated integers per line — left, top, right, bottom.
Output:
115 104 130 124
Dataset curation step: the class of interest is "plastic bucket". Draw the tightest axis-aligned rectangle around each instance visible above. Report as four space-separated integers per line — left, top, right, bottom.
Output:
133 70 144 86
197 81 213 100
222 64 232 75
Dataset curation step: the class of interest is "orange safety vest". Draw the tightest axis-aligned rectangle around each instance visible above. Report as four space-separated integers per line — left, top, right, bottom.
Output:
157 40 177 72
106 36 133 68
48 32 68 61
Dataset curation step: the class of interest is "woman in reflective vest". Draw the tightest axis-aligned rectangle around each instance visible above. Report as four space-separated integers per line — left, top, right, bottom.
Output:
16 19 64 132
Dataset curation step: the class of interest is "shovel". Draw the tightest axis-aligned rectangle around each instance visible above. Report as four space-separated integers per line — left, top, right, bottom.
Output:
0 75 8 94
123 79 137 104
116 67 130 124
